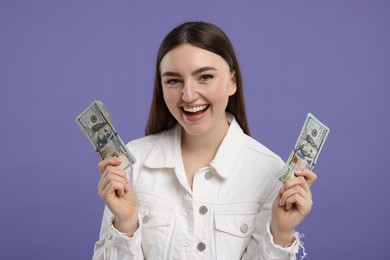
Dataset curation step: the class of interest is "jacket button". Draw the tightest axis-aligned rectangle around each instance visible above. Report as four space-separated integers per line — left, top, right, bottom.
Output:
199 205 208 214
240 223 249 233
142 214 149 224
197 242 206 251
204 171 213 180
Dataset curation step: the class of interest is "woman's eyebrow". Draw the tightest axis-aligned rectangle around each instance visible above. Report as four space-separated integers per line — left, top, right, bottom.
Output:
161 67 217 77
161 71 180 77
191 66 217 76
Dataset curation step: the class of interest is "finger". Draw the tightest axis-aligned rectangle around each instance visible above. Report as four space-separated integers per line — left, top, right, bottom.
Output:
100 180 125 198
99 178 127 199
98 167 127 192
284 176 310 194
295 169 317 187
124 180 130 193
285 193 313 213
102 165 128 179
99 172 128 195
279 184 311 207
98 157 123 175
100 166 128 193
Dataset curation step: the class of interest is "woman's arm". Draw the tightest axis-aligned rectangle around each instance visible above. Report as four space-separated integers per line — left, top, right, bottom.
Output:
92 157 144 259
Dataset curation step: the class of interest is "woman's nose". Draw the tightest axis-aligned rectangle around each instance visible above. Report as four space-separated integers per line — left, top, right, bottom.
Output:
181 81 198 102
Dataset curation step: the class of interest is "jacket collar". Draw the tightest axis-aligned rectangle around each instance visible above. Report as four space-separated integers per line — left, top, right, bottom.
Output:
144 113 245 179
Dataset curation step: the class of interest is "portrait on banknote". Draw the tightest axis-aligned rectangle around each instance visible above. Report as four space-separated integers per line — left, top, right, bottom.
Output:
91 122 113 149
295 135 318 167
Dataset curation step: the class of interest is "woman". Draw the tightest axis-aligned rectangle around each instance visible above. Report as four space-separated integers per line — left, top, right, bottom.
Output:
93 21 316 259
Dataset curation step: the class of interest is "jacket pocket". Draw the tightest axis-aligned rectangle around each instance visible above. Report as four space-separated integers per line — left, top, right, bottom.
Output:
215 211 258 260
139 202 174 260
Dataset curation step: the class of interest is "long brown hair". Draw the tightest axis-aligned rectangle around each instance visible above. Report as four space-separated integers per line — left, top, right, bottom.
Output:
145 21 250 136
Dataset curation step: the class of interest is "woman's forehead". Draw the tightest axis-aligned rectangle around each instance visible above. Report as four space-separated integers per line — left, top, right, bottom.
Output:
160 44 229 74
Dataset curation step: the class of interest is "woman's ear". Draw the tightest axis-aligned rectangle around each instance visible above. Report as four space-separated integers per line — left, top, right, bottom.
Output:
228 71 237 96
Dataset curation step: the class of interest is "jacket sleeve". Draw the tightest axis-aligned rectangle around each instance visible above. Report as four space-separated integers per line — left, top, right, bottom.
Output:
92 207 144 260
241 165 304 260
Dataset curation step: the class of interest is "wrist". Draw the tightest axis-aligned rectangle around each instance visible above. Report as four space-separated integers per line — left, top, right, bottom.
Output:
113 217 139 237
270 221 295 247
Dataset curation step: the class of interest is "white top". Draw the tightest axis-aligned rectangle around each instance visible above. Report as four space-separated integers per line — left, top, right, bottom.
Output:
93 114 302 260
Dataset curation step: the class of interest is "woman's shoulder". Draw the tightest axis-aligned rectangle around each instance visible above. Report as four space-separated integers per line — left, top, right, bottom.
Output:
125 128 178 170
126 133 161 151
126 127 176 153
242 134 283 163
229 115 283 164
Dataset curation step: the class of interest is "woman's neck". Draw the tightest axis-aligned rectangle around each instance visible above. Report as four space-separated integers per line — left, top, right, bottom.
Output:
181 120 229 189
181 119 230 157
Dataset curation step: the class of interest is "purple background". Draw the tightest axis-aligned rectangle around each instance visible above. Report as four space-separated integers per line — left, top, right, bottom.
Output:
1 1 389 259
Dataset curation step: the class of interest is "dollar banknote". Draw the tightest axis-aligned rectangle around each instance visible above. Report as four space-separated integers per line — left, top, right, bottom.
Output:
277 113 330 183
76 100 136 169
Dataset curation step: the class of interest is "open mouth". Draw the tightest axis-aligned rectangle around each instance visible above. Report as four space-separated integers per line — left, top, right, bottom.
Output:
181 105 209 115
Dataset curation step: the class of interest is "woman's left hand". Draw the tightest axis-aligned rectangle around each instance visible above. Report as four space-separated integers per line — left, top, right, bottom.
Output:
270 169 317 246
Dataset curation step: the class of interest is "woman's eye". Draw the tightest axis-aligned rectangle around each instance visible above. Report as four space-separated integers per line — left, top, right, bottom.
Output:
200 74 213 81
166 79 181 85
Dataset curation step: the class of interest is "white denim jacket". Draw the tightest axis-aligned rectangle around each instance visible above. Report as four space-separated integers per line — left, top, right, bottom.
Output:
93 114 302 260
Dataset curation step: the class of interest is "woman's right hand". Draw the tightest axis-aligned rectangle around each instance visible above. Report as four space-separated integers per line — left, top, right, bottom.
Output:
98 157 138 235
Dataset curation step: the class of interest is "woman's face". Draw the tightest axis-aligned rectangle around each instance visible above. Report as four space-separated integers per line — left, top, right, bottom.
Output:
160 44 237 137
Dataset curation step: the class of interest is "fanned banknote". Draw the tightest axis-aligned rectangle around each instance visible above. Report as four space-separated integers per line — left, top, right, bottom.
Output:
76 100 136 169
277 113 330 183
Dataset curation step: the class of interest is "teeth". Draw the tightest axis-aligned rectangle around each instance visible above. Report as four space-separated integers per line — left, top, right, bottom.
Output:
183 105 208 113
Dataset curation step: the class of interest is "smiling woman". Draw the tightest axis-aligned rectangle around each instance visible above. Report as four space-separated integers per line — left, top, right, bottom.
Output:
146 21 249 137
160 44 237 137
92 21 317 260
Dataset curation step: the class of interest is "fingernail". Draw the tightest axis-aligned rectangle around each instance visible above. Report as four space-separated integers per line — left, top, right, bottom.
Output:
295 170 302 175
280 187 285 194
114 157 123 163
